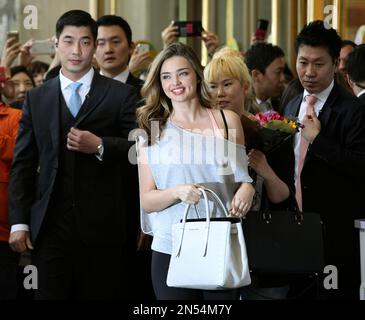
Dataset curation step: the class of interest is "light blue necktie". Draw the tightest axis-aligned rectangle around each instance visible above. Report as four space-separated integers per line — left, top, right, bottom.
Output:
68 82 82 117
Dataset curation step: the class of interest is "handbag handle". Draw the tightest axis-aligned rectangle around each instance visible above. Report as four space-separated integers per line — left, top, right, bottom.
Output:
182 187 230 222
176 188 230 257
261 189 304 223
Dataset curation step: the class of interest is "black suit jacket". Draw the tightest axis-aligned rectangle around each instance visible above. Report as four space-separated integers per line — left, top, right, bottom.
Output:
9 72 139 245
284 83 365 297
284 83 365 217
126 73 144 92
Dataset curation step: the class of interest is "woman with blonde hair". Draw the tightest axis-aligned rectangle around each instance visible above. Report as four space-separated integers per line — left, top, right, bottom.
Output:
136 42 254 300
205 47 295 300
204 46 259 115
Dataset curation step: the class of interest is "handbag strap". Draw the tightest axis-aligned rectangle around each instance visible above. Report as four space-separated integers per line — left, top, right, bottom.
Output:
182 187 230 220
220 109 229 140
261 189 303 223
177 188 230 257
177 188 210 257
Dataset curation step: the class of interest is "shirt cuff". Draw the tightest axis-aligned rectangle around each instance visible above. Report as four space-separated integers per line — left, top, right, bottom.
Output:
11 224 30 233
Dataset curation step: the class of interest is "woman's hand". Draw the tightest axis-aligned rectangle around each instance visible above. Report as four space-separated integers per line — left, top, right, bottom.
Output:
129 49 151 74
230 183 255 217
248 149 272 179
1 38 22 69
172 184 202 204
161 21 179 48
201 31 219 56
19 39 35 67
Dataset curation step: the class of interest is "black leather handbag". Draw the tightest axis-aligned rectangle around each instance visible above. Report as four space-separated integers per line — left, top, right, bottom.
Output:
241 202 325 275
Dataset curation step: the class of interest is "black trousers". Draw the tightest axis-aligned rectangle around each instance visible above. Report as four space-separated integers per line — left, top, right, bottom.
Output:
151 251 240 300
32 207 128 300
0 241 19 300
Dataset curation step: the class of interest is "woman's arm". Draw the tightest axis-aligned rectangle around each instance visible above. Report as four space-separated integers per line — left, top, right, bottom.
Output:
248 149 290 203
221 110 255 216
230 183 255 217
138 146 201 213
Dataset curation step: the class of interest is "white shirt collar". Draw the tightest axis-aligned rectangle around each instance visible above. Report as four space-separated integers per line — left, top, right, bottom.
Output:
302 80 334 103
100 69 129 84
357 89 365 98
59 68 94 91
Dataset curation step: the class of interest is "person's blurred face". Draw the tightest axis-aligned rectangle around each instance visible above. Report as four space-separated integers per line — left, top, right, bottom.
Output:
208 76 248 115
11 72 34 102
96 25 133 77
33 72 45 86
160 56 198 105
255 57 285 100
338 45 354 77
56 26 96 81
296 45 337 94
0 80 15 100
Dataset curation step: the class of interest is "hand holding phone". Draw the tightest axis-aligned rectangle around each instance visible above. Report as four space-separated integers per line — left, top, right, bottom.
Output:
173 21 204 37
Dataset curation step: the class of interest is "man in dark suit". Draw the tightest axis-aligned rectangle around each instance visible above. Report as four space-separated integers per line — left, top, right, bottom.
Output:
346 44 365 103
8 10 139 299
95 15 144 92
284 21 365 299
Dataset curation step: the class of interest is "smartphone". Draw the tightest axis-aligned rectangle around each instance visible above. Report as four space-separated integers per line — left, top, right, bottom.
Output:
137 43 150 54
7 30 19 42
174 21 204 37
0 66 7 83
30 40 55 55
255 19 269 41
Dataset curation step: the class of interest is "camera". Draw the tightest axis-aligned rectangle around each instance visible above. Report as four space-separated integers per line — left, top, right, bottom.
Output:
255 19 269 41
30 40 55 55
174 21 204 37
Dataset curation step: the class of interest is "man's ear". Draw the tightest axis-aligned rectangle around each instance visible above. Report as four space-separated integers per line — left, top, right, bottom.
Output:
334 58 339 72
346 74 355 88
251 69 262 83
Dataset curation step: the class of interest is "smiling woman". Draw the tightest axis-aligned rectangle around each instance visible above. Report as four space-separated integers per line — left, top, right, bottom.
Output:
136 42 254 300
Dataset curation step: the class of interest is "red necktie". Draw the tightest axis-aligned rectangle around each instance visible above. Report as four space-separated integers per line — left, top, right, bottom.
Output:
295 95 317 211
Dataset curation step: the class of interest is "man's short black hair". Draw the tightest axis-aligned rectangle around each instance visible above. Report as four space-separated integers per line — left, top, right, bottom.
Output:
27 61 50 76
341 40 357 49
56 10 97 40
96 15 132 46
244 43 285 74
346 44 365 83
295 20 342 62
10 65 36 87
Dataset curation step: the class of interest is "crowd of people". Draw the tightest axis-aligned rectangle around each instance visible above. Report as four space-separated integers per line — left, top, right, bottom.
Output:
1 9 365 300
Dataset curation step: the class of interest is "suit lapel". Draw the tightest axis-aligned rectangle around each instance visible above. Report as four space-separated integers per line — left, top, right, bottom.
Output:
317 84 338 126
285 95 302 118
75 72 111 127
45 77 61 152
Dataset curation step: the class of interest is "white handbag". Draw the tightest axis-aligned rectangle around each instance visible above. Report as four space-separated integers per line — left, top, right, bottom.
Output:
166 188 251 290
